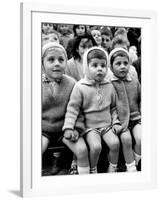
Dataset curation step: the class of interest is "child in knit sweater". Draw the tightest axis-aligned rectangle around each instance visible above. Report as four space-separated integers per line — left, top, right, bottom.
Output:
109 47 141 172
42 42 89 175
63 46 122 173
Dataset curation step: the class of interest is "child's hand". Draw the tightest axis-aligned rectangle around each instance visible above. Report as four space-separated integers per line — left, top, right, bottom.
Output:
64 129 79 142
64 129 73 140
112 124 122 135
71 130 79 142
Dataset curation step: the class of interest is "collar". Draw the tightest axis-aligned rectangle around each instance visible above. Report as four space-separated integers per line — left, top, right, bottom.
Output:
110 73 132 82
80 76 110 86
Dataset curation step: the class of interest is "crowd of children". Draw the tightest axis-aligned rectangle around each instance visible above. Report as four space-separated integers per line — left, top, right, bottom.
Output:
41 23 141 176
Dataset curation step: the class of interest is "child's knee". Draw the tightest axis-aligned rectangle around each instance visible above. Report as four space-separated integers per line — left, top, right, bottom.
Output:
109 138 120 152
90 142 102 155
121 133 132 148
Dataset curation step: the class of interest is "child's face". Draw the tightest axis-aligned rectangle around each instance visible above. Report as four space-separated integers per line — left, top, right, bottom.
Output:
59 24 69 34
42 23 53 34
112 56 130 79
91 30 102 46
43 48 66 80
88 58 107 82
78 38 93 58
101 35 111 51
75 26 86 36
42 33 60 46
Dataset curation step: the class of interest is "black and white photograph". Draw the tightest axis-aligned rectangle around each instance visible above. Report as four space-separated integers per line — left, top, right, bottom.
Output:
41 23 142 176
20 2 157 197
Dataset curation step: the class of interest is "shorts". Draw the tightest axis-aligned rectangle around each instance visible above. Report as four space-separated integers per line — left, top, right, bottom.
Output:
82 125 112 137
128 119 141 131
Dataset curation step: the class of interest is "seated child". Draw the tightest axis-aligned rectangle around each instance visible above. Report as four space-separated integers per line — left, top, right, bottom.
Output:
109 47 141 172
63 46 122 173
42 42 89 175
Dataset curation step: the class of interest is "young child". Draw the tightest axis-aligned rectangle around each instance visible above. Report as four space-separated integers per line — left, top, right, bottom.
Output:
66 34 97 81
42 42 89 175
66 25 87 59
107 34 138 81
42 30 60 46
100 27 113 54
90 28 102 47
42 23 54 35
57 24 73 49
109 47 141 172
63 46 122 173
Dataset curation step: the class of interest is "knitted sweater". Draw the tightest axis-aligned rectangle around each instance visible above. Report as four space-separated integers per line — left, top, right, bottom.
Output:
42 74 76 134
111 74 141 131
63 77 120 131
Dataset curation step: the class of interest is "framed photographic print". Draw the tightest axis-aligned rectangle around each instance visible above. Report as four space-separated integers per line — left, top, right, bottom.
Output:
20 2 157 197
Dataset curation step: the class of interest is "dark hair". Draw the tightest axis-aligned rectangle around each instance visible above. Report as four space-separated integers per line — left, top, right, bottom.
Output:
100 27 113 40
73 25 87 36
87 49 107 64
72 34 97 60
111 35 130 50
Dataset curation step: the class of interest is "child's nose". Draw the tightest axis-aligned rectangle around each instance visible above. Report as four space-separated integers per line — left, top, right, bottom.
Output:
120 64 126 69
54 59 60 66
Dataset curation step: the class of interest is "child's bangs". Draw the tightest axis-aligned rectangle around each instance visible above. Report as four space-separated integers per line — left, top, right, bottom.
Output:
111 51 129 64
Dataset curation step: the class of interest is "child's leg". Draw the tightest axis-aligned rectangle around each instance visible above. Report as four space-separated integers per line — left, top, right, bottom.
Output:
120 130 134 164
120 130 137 172
103 129 120 172
132 124 141 165
70 154 78 174
86 130 102 173
62 136 89 174
42 135 50 154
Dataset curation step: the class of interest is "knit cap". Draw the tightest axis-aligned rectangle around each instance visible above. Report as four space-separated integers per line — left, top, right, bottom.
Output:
42 42 67 60
83 46 108 80
108 47 130 71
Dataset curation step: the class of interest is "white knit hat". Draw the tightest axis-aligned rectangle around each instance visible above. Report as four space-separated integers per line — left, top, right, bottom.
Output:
108 47 130 70
42 42 67 60
83 46 108 79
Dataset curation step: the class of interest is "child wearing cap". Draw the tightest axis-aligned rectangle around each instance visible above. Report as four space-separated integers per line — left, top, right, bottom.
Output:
109 47 141 172
42 42 89 175
63 46 122 173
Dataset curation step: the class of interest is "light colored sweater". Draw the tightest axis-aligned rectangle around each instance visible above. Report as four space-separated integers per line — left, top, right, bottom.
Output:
111 73 141 131
65 58 84 81
63 77 120 131
42 74 76 134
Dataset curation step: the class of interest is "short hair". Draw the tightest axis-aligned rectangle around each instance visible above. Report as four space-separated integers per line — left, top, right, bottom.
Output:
111 35 130 50
87 49 107 64
114 27 127 37
72 34 97 60
100 27 113 39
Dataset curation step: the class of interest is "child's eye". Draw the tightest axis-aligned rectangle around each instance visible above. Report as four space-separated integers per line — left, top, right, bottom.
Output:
101 64 106 68
48 57 54 62
58 57 65 62
124 61 128 66
92 63 97 67
115 62 121 66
